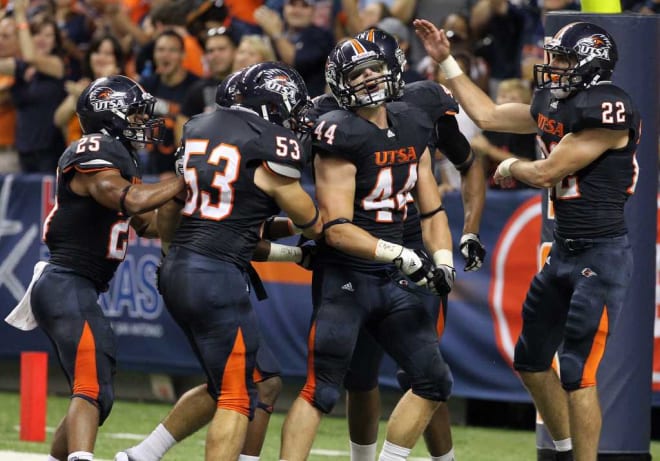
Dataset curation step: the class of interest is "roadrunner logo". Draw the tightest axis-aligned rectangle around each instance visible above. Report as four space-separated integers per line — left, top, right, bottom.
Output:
576 34 612 61
90 87 128 112
264 75 298 105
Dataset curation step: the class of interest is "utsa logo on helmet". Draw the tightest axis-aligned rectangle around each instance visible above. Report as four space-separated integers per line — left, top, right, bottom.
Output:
90 87 129 112
264 76 298 105
575 34 613 61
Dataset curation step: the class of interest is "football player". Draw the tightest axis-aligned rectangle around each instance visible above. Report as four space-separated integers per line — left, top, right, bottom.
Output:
415 19 641 461
280 38 455 461
144 61 321 461
319 28 484 461
115 68 302 461
26 75 185 461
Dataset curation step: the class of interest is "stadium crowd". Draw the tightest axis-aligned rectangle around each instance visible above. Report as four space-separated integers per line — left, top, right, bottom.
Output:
0 1 653 461
0 0 655 183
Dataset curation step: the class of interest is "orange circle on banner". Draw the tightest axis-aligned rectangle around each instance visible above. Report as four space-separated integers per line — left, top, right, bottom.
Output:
489 195 543 367
653 194 660 391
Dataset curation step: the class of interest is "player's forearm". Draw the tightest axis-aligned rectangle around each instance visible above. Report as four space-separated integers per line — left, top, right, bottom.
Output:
324 223 382 260
460 157 486 235
444 73 499 130
503 158 557 189
124 177 185 216
420 212 453 255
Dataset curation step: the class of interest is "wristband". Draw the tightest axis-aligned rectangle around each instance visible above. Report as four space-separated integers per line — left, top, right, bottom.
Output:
267 243 303 263
293 206 319 230
496 158 519 178
374 239 403 263
438 56 463 79
433 249 454 268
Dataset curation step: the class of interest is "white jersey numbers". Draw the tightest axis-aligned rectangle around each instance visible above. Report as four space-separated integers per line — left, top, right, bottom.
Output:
362 164 417 222
181 139 241 221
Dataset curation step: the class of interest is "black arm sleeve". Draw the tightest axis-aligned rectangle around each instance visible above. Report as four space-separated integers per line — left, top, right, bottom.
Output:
434 115 473 173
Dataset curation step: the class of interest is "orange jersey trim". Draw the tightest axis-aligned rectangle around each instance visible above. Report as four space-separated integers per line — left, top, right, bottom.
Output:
73 321 100 399
299 321 317 404
580 307 609 388
435 297 445 338
218 327 251 416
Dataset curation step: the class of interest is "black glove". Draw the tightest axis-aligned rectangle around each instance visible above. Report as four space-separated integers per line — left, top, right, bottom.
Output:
428 264 456 296
460 233 486 272
298 242 317 270
295 234 316 271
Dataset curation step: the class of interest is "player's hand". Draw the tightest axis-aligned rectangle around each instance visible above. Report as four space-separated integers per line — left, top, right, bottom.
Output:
428 264 456 296
413 19 451 64
460 233 486 271
298 241 317 270
393 248 435 287
174 146 184 176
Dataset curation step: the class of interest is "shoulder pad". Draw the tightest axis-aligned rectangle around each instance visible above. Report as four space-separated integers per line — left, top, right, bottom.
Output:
312 110 366 158
245 123 308 176
59 134 131 173
308 94 341 123
387 101 434 133
402 80 459 122
571 84 637 132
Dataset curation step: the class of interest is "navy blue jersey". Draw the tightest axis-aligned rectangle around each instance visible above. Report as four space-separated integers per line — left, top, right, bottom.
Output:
400 81 461 249
44 134 142 290
531 84 641 239
312 101 433 269
172 107 307 268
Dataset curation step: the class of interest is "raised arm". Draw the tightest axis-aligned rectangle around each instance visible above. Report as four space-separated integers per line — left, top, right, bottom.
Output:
413 18 535 134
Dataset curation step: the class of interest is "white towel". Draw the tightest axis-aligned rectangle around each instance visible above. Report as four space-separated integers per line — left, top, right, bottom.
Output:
4 261 48 331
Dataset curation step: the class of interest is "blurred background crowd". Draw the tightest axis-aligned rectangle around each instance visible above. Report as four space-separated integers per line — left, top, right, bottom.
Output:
0 0 656 188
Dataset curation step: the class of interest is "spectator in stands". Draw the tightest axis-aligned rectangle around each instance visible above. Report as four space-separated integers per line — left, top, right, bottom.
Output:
521 0 579 84
186 0 231 47
53 0 95 80
470 78 537 189
232 34 277 71
54 34 124 146
376 17 424 82
417 13 490 94
140 29 199 177
254 0 335 96
338 0 417 38
639 0 660 13
470 0 526 97
0 0 66 173
113 0 205 79
0 16 19 173
178 26 237 129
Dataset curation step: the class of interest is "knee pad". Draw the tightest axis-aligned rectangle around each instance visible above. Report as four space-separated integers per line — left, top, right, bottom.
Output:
301 381 341 414
256 375 282 404
72 385 114 425
257 400 274 414
410 359 453 402
395 369 411 392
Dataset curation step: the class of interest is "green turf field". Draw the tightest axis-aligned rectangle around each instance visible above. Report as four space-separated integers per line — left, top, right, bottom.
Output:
0 392 658 460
